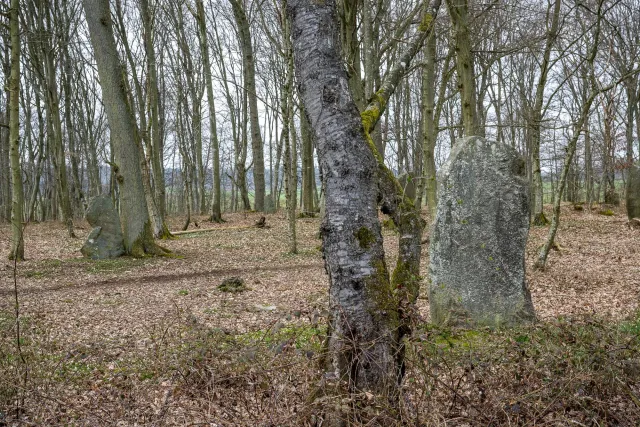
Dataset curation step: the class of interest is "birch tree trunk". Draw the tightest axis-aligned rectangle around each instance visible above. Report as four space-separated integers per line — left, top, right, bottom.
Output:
289 0 401 420
83 0 168 257
289 0 437 422
282 10 297 253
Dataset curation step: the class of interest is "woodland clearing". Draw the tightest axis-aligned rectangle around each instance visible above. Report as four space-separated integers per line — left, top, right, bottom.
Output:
1 204 639 425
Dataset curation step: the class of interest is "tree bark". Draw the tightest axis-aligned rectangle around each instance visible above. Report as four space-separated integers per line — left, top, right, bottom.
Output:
83 0 168 257
282 9 297 253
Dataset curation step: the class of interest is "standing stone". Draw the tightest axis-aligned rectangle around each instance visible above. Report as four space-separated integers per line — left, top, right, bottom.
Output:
398 172 417 200
81 195 125 259
264 193 276 214
626 163 640 220
429 136 535 327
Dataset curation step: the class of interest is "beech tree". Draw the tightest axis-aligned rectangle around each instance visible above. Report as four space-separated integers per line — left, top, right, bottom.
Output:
83 0 168 257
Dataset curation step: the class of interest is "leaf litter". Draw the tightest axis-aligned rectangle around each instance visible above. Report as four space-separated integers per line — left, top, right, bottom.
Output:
0 204 638 425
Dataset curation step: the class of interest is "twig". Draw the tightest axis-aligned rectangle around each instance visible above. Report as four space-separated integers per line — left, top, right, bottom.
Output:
616 377 640 408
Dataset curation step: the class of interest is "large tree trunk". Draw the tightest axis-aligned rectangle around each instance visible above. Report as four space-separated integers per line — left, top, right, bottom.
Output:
83 0 168 257
289 0 438 422
289 0 401 420
8 0 24 260
230 0 266 212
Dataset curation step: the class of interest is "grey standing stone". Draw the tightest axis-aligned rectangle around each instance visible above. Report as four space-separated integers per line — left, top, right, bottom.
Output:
264 194 276 214
626 163 640 220
398 172 417 200
81 195 125 259
429 136 535 327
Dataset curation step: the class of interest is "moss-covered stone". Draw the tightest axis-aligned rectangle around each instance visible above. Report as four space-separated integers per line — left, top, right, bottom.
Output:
218 277 247 293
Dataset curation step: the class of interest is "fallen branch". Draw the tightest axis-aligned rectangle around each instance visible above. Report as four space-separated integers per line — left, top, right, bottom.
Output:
170 225 254 236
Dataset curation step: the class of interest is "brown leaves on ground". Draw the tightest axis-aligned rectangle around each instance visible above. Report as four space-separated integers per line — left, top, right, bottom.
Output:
0 204 638 425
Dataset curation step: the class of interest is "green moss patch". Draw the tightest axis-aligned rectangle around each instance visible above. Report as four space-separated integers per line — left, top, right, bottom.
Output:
354 226 376 249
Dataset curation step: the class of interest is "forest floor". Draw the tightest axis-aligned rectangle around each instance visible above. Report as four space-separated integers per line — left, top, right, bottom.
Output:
0 203 639 426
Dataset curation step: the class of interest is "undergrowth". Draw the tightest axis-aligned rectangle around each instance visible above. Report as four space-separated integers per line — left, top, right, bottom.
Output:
1 306 639 425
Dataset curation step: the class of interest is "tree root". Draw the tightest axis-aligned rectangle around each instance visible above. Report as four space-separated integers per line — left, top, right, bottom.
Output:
532 212 550 226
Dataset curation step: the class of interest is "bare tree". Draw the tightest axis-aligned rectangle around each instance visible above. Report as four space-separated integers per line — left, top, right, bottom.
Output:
83 0 168 257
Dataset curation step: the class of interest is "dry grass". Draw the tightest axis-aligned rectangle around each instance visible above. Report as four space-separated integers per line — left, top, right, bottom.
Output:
0 204 639 425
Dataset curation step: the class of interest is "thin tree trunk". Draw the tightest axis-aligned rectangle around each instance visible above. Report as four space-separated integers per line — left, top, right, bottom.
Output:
140 0 172 237
44 44 75 237
62 33 84 215
530 0 562 225
195 0 223 223
229 0 266 211
301 108 315 213
446 0 479 137
536 2 604 269
8 0 24 260
421 30 438 219
282 11 297 253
